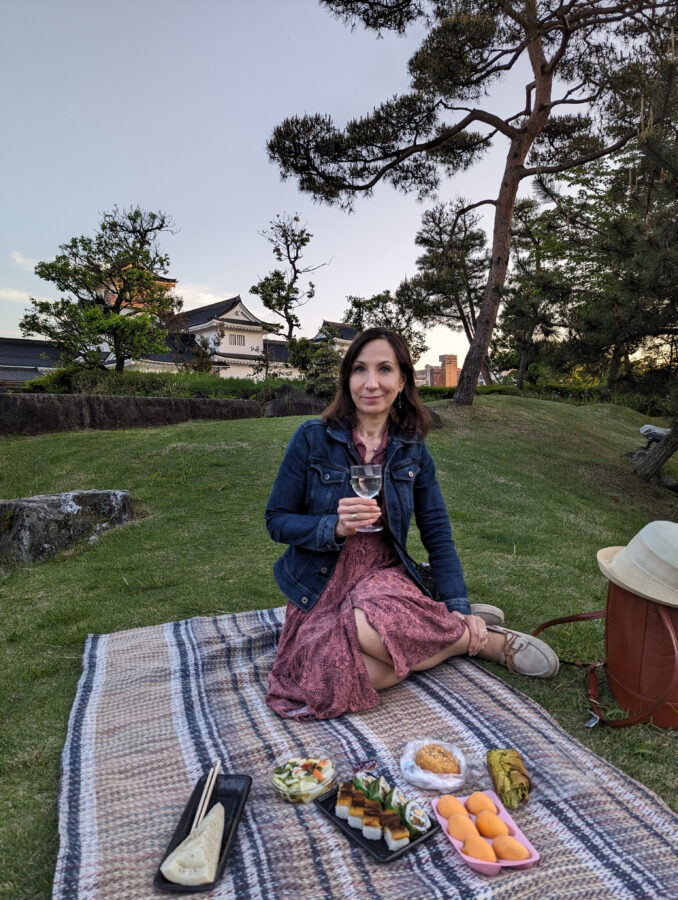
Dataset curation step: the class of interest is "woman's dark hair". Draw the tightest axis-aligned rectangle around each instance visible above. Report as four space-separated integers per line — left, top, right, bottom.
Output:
323 327 430 438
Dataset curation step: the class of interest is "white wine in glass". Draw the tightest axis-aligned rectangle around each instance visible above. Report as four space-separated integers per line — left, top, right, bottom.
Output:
350 464 383 533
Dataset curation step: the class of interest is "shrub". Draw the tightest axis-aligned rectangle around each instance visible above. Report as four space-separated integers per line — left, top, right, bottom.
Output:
417 386 457 400
610 392 672 417
24 368 307 401
25 366 83 393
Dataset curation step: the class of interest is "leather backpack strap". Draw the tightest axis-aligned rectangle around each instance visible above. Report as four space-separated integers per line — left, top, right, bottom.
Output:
589 604 678 728
534 607 678 728
531 609 605 637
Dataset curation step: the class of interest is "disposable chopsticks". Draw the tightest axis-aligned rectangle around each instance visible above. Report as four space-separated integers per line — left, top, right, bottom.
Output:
191 760 222 834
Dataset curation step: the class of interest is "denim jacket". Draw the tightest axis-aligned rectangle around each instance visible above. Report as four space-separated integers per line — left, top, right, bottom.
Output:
265 418 470 615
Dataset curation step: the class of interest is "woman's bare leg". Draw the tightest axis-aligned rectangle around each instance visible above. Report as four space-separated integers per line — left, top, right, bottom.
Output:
354 607 506 689
410 630 505 671
354 608 394 665
360 652 403 690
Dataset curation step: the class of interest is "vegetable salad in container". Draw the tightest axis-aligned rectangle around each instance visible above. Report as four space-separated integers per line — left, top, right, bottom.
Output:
271 754 335 804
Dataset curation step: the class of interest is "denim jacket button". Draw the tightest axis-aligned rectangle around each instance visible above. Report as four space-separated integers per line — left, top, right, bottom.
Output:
301 596 309 604
408 470 414 477
323 473 330 481
320 567 328 574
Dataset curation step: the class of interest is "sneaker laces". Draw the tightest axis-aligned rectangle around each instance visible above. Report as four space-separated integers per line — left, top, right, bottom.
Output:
502 631 523 674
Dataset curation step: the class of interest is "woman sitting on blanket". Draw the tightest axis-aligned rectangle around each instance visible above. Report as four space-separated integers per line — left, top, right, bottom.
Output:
265 327 558 720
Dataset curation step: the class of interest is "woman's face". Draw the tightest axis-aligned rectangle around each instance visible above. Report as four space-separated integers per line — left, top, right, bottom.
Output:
349 338 406 420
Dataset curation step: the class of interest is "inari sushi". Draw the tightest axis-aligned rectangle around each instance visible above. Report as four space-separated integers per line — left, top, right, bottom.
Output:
347 792 366 828
382 811 410 852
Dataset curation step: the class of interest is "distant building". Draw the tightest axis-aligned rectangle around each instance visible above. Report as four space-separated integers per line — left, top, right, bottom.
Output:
0 302 361 385
0 337 61 385
415 354 459 388
312 321 358 353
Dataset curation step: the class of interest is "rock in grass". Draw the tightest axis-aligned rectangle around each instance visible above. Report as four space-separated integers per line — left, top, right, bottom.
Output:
0 489 133 563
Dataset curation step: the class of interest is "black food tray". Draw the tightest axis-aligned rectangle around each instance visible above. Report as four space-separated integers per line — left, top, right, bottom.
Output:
155 773 252 893
315 787 440 863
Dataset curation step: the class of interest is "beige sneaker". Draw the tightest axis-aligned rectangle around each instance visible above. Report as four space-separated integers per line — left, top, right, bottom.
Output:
486 626 560 678
470 604 505 627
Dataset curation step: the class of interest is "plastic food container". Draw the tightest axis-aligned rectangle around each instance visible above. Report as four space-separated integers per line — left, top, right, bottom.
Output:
271 752 336 804
432 789 540 876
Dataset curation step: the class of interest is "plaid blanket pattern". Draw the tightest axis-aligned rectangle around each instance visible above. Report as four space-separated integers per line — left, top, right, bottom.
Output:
54 608 678 899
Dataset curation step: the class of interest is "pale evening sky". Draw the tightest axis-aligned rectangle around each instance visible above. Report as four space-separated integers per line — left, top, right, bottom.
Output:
0 0 532 368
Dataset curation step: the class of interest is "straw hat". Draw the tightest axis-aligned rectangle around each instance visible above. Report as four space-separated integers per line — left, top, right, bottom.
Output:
597 520 678 607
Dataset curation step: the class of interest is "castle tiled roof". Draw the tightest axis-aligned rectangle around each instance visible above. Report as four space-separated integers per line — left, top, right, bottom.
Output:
182 297 241 328
313 321 358 342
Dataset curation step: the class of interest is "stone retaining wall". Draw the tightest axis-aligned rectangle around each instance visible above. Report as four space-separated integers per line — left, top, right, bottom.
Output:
0 393 262 436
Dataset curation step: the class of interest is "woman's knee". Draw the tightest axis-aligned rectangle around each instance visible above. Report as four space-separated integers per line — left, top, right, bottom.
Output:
354 608 392 664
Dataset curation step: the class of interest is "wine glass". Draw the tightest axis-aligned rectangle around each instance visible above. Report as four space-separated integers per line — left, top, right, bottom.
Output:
350 464 383 533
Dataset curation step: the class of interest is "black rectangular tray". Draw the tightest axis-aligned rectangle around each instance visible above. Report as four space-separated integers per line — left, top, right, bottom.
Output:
154 772 252 893
315 787 440 863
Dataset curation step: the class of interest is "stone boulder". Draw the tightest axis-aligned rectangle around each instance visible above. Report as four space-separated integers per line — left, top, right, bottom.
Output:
424 406 443 429
263 385 325 417
0 489 133 563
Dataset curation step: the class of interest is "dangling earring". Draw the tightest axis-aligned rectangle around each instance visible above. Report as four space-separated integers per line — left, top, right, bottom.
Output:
395 391 402 411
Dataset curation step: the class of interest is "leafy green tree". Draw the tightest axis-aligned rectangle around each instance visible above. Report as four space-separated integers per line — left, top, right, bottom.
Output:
268 1 674 403
21 206 182 374
492 199 567 388
534 56 678 390
413 199 493 381
249 214 326 340
293 325 343 399
414 201 488 341
342 279 429 362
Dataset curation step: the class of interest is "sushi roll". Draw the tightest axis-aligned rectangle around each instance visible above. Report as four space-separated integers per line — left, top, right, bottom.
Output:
382 811 410 852
362 811 382 841
403 800 431 837
367 775 390 804
353 771 376 796
334 787 353 820
384 785 407 813
347 792 366 828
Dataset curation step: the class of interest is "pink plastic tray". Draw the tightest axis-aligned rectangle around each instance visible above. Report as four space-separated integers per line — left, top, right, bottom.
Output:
432 789 540 876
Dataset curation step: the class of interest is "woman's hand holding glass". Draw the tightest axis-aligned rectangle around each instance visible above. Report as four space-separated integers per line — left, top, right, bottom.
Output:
335 496 382 538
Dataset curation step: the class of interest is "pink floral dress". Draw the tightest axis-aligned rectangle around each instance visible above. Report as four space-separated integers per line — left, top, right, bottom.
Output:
265 430 465 720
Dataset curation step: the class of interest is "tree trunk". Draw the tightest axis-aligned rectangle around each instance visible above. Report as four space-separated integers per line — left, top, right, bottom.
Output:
635 427 678 481
454 164 521 404
516 350 529 389
481 359 493 385
607 345 623 391
113 335 125 374
455 30 552 405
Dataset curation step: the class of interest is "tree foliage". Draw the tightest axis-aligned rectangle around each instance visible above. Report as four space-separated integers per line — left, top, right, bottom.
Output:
268 0 675 403
342 279 429 362
249 213 326 340
288 325 342 399
20 206 181 374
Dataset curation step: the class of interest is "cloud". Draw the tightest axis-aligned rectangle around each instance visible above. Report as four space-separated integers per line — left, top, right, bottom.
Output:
0 287 31 303
11 250 37 272
178 283 239 310
0 288 50 304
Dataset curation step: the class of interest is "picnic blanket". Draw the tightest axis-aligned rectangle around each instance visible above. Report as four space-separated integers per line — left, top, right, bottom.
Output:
54 608 678 899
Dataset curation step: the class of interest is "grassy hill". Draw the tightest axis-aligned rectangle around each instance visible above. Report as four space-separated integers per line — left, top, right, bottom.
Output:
1 396 676 897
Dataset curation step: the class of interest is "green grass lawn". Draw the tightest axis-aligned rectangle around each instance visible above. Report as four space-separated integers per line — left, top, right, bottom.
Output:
1 395 677 898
